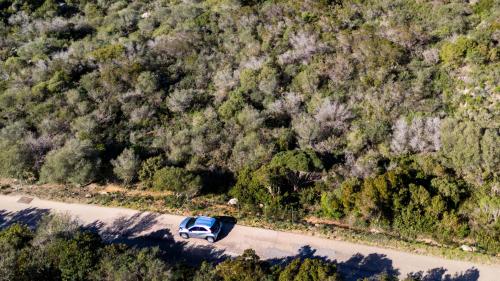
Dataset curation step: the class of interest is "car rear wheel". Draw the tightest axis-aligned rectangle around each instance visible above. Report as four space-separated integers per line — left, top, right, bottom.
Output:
180 233 189 239
206 236 215 243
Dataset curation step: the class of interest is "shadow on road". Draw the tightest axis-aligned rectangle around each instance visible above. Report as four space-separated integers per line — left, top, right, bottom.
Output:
0 209 480 281
83 212 230 265
0 207 50 229
266 245 479 281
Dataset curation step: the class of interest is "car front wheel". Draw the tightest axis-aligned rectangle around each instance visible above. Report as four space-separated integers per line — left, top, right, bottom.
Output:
206 236 215 243
180 233 189 239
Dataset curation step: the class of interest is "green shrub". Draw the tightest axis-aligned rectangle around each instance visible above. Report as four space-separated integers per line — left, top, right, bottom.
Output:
111 148 141 186
138 155 166 188
320 191 344 219
270 150 324 172
90 44 125 61
0 224 33 249
152 166 202 197
215 249 270 281
56 232 103 281
39 139 101 186
278 258 339 281
440 37 476 66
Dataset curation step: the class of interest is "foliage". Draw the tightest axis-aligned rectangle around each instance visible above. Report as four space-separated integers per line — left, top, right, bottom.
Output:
138 155 166 188
152 166 202 197
111 148 141 185
215 249 270 281
278 258 340 281
39 139 101 186
0 0 498 252
321 158 473 244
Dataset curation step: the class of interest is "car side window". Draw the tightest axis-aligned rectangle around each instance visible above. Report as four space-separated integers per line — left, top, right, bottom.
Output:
190 227 203 232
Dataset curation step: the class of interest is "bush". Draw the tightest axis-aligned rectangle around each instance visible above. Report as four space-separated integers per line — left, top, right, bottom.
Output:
56 231 103 281
0 224 33 249
320 191 344 219
215 249 270 281
0 122 35 180
440 37 475 66
111 148 141 185
39 139 101 186
278 258 340 281
270 150 324 172
152 166 202 197
138 155 166 188
95 245 172 281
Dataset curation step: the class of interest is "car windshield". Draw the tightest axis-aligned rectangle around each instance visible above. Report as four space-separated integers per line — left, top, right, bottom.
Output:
210 221 220 233
186 218 196 228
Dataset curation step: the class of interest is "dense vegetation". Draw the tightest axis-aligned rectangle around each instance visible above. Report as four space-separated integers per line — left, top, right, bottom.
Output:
0 0 498 252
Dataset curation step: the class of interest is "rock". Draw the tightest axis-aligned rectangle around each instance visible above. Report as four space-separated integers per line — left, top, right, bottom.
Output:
98 191 108 195
85 193 92 198
228 198 238 205
259 203 264 208
460 245 474 252
141 12 150 18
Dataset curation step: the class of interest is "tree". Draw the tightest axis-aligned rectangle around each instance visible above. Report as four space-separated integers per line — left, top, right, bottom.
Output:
111 148 140 185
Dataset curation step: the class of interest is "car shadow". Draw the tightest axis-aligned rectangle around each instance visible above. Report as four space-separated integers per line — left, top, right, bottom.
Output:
214 215 237 241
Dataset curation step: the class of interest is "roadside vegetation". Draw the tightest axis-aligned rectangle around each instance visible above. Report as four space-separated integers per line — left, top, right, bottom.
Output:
0 0 498 256
0 214 461 281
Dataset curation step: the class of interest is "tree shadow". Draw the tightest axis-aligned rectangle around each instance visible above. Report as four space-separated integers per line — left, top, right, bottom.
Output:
265 245 479 281
405 267 480 281
85 212 161 241
339 252 399 281
267 245 332 267
0 207 50 229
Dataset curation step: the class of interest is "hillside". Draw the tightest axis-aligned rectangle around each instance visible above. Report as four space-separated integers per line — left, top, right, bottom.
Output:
0 0 498 253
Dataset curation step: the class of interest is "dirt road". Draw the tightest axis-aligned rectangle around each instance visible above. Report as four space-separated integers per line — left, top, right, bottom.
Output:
0 195 498 280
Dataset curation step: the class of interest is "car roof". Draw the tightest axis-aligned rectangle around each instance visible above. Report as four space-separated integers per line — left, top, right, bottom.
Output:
194 216 216 228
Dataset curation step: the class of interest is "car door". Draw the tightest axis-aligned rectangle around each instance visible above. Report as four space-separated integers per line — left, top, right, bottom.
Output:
198 226 210 239
188 227 204 238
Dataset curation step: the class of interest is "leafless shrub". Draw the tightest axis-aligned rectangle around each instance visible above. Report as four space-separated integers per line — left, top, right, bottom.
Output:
147 32 197 57
278 31 328 65
167 89 196 113
25 134 55 170
292 114 319 148
391 117 441 154
241 56 267 70
130 105 155 124
33 213 81 246
324 55 353 84
423 48 440 64
213 66 238 100
315 99 353 133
